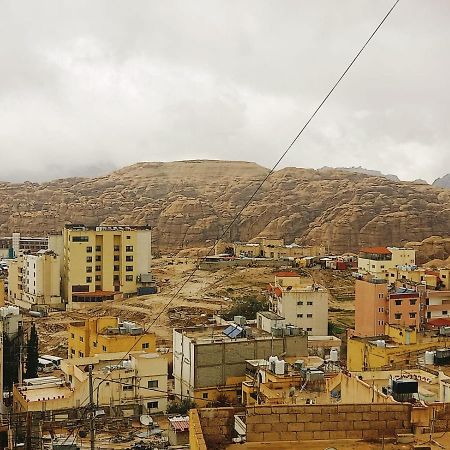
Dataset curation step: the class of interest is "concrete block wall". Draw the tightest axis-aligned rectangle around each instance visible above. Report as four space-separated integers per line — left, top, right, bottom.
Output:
246 403 412 442
432 404 450 432
196 407 244 448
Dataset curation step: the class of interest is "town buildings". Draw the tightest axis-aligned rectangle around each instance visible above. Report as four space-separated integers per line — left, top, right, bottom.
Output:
357 246 416 278
14 351 168 416
173 323 308 407
268 272 328 335
67 317 156 359
233 237 325 260
8 250 62 310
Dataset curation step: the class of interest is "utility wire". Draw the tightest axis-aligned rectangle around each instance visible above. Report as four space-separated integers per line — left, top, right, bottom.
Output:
64 0 401 440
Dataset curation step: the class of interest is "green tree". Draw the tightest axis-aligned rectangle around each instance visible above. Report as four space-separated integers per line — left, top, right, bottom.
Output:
167 398 196 415
222 296 268 321
25 323 39 379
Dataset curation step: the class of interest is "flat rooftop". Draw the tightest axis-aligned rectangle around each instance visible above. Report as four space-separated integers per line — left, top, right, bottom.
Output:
257 311 285 320
175 325 275 342
65 224 151 231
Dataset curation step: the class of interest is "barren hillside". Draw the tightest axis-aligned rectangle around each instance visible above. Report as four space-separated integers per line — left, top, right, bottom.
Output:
2 160 450 253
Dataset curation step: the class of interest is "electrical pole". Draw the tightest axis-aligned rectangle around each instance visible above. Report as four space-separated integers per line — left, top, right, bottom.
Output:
88 364 95 450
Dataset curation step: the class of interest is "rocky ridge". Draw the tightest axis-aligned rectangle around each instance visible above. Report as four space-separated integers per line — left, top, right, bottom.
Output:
2 160 450 254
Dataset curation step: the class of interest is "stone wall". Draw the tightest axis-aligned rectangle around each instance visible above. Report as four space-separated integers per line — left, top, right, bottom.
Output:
246 403 412 442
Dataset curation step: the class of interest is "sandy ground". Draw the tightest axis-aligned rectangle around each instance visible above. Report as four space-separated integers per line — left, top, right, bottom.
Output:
23 259 356 356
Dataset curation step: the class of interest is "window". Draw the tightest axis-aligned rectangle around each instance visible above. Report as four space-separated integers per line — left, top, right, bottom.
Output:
394 313 402 320
381 265 385 269
126 245 134 252
126 255 134 262
93 341 97 347
395 300 402 306
86 266 92 273
142 342 149 349
72 236 89 242
102 345 107 351
86 256 92 263
71 333 75 339
86 246 92 253
86 276 92 283
95 275 101 282
306 327 312 332
123 384 133 391
126 266 133 272
114 255 120 261
307 301 313 306
95 265 101 271
426 299 430 306
95 255 101 262
113 275 120 281
95 245 101 252
409 312 416 318
126 275 133 281
71 349 75 354
427 312 431 319
114 265 120 271
307 314 312 318
147 401 158 409
79 336 84 342
297 301 303 306
126 235 131 240
78 351 84 357
443 311 448 316
202 393 208 399
443 275 447 279
148 380 158 388
297 314 303 318
114 245 120 251
378 308 383 313
409 299 417 305
391 273 395 278
379 293 384 299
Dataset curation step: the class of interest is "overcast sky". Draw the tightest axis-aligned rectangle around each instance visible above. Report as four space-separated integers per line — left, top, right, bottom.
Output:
1 0 449 183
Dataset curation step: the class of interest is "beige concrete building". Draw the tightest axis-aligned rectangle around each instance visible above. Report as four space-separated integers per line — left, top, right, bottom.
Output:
14 351 167 416
49 224 152 309
268 272 328 335
173 324 308 407
233 237 325 260
358 246 416 279
8 250 62 310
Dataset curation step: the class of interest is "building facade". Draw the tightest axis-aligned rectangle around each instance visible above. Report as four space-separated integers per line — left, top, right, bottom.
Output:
173 324 308 407
268 272 328 335
358 247 416 279
68 317 156 358
49 224 152 309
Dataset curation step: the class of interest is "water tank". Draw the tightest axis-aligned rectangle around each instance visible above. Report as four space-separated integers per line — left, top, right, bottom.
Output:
376 340 386 348
275 359 285 375
425 351 435 365
234 316 246 326
271 327 283 337
284 326 292 336
294 360 304 370
330 348 339 362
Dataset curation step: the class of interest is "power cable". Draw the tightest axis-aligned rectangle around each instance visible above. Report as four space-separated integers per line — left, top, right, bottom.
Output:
63 0 401 441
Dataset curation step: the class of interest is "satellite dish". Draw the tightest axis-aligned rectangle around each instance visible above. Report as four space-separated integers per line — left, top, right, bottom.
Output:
140 414 153 426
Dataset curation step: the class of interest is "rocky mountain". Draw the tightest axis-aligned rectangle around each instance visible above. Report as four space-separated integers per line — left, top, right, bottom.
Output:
321 166 400 182
2 160 450 254
433 174 450 188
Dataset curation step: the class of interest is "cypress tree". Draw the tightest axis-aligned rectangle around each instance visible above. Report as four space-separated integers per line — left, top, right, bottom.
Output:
25 323 39 379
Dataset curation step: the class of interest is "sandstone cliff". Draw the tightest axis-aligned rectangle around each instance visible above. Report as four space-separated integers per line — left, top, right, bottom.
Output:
2 160 450 254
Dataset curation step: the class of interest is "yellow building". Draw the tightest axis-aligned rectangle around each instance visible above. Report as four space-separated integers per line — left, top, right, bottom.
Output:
0 278 4 306
8 250 62 310
14 351 167 415
68 317 156 359
49 224 152 309
347 324 450 371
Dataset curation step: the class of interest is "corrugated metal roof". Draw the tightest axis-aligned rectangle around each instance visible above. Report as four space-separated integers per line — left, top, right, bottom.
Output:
169 416 189 431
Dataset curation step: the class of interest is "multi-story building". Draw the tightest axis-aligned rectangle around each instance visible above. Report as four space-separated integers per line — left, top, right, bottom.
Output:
425 290 450 322
8 250 62 310
233 237 325 260
14 351 167 416
358 247 416 279
173 324 308 407
354 279 422 337
268 272 328 335
48 224 152 309
67 317 156 359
